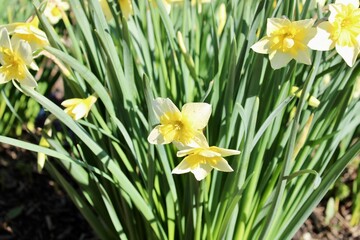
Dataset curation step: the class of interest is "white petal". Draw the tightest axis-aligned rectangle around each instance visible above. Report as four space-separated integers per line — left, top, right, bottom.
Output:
269 51 292 69
328 4 342 23
0 73 9 84
294 49 312 65
267 18 290 35
173 132 208 149
0 28 11 50
147 126 168 144
191 164 212 181
335 0 359 8
20 70 37 88
15 40 33 65
181 102 211 129
210 157 234 172
292 19 315 29
198 149 222 157
172 159 192 174
152 98 180 120
30 61 39 71
72 103 88 120
0 23 21 34
61 98 82 107
210 146 240 157
335 44 359 67
251 37 270 54
308 22 334 51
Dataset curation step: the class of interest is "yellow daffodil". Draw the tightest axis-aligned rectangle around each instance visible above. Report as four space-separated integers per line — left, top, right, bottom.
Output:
308 0 360 67
0 28 37 88
119 0 133 20
1 17 49 52
147 98 212 146
61 95 97 120
44 0 70 25
251 18 316 69
172 139 240 181
291 86 320 107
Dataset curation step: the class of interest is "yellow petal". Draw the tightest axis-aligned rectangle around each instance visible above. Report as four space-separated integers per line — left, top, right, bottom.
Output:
283 38 294 48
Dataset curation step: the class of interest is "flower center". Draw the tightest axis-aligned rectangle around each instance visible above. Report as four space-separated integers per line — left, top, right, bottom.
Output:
270 26 301 52
0 48 26 80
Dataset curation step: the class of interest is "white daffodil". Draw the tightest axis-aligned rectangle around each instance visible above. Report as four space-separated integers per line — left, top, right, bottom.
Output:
61 95 97 120
44 0 70 25
147 98 212 146
251 18 316 69
0 28 37 88
308 0 360 67
172 139 240 181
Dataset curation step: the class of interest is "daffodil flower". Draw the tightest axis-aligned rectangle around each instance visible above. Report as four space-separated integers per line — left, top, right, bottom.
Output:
147 98 211 146
1 17 49 52
172 139 240 181
308 0 360 67
61 95 97 120
0 28 37 88
119 0 133 20
251 18 316 69
44 0 70 25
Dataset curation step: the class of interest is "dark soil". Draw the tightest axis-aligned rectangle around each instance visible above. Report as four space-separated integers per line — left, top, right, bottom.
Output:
0 142 358 240
0 143 97 240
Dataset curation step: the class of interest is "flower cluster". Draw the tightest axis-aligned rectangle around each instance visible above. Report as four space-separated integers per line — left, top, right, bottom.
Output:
148 98 240 181
251 0 360 68
0 17 49 88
